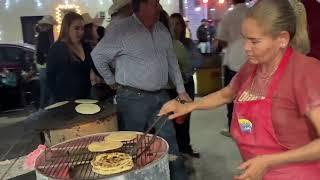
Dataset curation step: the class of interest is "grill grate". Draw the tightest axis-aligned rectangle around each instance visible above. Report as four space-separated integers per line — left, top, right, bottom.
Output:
35 132 167 180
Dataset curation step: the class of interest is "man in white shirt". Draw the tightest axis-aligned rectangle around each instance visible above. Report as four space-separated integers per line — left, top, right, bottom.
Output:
215 0 248 136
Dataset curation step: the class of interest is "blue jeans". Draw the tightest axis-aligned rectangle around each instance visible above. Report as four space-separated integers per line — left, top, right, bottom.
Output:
116 87 189 180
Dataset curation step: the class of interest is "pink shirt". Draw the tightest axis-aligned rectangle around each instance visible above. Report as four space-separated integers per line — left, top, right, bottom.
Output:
230 50 320 149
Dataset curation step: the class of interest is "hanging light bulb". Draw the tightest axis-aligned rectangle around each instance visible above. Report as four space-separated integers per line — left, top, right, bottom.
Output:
228 4 234 11
219 0 224 4
195 7 202 11
5 0 10 9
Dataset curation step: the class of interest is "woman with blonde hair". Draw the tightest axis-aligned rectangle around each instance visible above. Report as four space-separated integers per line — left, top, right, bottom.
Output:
160 0 320 179
47 12 92 102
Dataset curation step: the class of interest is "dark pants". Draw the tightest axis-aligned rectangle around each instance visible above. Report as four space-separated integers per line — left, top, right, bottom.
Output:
224 66 237 128
39 68 53 108
24 79 40 109
91 83 116 101
116 86 189 180
168 77 195 153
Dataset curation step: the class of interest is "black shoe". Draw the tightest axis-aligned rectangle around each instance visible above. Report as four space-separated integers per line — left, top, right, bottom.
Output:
220 128 232 137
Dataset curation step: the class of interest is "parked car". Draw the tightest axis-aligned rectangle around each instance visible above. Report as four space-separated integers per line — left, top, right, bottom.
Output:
0 43 40 111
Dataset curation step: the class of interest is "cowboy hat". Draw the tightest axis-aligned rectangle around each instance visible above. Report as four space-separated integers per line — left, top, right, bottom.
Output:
81 13 95 25
38 15 57 25
108 0 131 16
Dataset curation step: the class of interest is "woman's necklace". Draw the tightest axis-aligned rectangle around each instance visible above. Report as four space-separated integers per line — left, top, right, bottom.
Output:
250 62 279 97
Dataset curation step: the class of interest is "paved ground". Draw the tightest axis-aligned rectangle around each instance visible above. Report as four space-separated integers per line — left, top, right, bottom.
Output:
189 107 242 180
0 109 40 180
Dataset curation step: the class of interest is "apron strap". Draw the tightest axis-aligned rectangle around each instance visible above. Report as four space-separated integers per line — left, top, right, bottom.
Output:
266 47 293 98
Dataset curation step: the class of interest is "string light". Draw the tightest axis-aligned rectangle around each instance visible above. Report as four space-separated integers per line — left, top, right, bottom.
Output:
35 0 42 7
55 3 81 32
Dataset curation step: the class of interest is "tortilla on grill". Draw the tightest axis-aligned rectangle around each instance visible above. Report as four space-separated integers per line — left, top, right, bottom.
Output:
104 132 137 142
75 99 98 104
87 141 123 152
75 104 101 115
91 153 134 175
44 101 69 110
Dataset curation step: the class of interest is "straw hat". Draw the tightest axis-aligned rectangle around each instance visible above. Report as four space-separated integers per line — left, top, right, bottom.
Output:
81 13 94 25
38 15 57 25
108 0 131 16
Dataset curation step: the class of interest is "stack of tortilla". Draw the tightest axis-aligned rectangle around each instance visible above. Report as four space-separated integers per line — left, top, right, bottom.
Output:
87 132 137 175
91 152 134 175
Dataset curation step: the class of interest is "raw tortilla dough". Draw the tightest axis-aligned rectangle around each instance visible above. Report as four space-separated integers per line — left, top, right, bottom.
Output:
44 101 69 110
75 104 101 115
87 141 123 152
75 99 98 104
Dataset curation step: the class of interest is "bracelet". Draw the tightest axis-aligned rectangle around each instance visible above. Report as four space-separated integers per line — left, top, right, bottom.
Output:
175 97 186 104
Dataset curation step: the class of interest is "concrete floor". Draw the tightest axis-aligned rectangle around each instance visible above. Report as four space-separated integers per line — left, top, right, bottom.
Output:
189 107 242 180
0 106 242 180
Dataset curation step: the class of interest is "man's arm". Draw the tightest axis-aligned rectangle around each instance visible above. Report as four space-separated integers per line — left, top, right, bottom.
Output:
91 26 123 87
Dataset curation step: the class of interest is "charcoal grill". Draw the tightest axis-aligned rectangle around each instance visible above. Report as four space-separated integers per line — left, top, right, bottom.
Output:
35 132 170 180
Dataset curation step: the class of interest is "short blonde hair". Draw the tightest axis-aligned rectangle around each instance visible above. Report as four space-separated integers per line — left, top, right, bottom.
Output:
247 0 310 54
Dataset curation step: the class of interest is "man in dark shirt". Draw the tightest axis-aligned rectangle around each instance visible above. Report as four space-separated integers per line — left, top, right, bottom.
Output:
196 19 210 54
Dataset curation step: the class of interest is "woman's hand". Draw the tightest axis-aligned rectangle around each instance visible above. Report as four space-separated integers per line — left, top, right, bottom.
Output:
234 155 273 180
159 99 194 119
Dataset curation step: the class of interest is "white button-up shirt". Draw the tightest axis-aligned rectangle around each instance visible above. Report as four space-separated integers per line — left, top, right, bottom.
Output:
91 15 186 93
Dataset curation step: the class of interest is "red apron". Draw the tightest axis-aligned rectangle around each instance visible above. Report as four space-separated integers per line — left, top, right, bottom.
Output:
231 47 320 180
